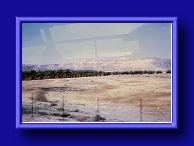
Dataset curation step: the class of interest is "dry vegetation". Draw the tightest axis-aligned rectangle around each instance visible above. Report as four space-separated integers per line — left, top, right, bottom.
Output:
34 89 48 102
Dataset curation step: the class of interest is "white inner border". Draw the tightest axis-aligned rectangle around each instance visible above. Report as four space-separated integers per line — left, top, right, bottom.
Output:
22 22 173 124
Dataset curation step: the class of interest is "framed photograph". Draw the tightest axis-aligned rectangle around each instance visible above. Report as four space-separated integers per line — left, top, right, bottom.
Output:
16 17 178 129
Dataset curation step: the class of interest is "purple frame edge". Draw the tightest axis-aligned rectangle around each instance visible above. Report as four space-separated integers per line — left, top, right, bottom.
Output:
16 17 178 129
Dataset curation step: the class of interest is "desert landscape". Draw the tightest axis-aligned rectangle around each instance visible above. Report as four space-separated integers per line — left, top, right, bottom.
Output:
22 73 171 123
22 23 172 123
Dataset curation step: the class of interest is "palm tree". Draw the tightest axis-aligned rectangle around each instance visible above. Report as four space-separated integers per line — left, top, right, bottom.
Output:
56 69 64 78
29 70 36 80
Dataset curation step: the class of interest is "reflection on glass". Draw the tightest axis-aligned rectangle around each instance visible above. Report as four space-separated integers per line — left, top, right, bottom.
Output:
22 23 171 65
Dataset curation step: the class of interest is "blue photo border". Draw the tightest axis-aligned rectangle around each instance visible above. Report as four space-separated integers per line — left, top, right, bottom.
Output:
16 17 178 129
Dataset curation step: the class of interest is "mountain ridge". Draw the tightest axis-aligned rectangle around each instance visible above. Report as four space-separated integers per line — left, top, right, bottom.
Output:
22 58 171 72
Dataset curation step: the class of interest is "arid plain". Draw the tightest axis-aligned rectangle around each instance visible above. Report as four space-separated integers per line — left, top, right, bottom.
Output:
22 74 171 122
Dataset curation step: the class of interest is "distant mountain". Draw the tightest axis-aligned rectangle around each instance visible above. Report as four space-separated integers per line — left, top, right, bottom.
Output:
22 58 171 72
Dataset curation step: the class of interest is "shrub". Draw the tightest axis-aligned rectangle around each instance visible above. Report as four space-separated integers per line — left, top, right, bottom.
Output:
31 76 35 80
148 70 155 74
50 103 57 106
129 71 134 75
107 72 111 75
72 109 79 112
22 107 31 114
61 113 70 117
166 70 171 74
143 70 148 74
69 115 75 118
76 116 85 122
138 71 143 75
133 70 139 75
156 70 162 74
38 112 48 115
52 113 60 116
57 108 64 111
93 114 106 122
34 89 47 102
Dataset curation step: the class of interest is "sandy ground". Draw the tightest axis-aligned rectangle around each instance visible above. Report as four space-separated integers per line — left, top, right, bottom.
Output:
22 74 171 123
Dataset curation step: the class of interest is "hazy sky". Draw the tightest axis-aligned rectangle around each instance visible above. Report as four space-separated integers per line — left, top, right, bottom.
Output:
22 23 171 65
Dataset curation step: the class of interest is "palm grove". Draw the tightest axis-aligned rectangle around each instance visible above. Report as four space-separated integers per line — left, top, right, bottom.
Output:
22 69 171 80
